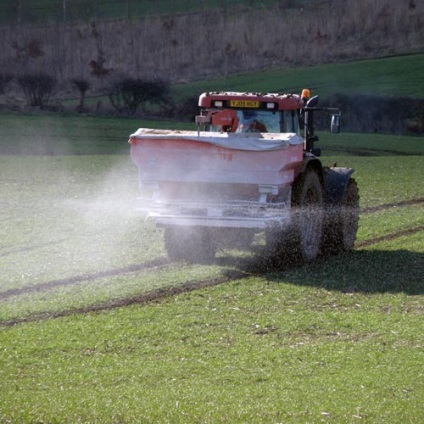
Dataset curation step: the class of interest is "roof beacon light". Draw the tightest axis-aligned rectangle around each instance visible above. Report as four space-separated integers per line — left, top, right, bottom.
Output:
301 89 311 99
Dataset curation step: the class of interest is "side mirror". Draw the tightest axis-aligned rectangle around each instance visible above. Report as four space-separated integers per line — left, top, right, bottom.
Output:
306 95 319 108
330 114 341 134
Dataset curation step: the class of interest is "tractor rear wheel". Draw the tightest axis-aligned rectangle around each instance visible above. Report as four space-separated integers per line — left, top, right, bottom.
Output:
266 169 323 264
292 169 324 262
322 178 359 253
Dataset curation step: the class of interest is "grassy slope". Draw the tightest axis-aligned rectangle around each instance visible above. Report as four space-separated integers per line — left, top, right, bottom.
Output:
0 0 302 24
0 54 423 422
171 53 424 100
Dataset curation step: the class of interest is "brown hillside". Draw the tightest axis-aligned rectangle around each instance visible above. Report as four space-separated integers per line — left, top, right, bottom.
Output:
0 0 423 88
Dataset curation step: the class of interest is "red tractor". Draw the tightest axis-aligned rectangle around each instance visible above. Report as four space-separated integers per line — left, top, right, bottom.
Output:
129 90 359 264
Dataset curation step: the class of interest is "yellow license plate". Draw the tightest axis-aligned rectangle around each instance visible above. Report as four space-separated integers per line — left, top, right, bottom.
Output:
230 100 259 108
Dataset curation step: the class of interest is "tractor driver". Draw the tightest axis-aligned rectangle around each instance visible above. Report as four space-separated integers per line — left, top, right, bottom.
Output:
237 110 268 133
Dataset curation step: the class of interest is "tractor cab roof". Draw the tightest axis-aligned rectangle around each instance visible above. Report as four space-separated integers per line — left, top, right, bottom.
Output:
198 91 306 111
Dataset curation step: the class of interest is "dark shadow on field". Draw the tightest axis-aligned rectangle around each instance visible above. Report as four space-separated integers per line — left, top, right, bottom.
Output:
216 249 424 295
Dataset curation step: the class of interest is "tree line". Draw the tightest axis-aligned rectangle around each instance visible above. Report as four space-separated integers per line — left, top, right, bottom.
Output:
0 72 177 116
0 0 423 134
2 71 423 135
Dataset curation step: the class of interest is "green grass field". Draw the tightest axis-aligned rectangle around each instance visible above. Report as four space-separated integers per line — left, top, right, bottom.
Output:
1 49 424 422
170 53 424 100
0 110 423 422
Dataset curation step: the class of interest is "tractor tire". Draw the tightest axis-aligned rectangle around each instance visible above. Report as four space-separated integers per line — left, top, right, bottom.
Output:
164 227 217 263
266 169 324 263
322 178 359 254
291 169 324 262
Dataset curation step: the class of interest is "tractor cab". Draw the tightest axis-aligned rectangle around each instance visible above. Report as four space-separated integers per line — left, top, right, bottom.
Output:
195 92 304 135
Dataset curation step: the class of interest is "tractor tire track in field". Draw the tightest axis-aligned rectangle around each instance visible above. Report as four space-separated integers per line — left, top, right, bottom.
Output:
1 197 422 302
0 258 171 301
355 226 424 248
355 197 424 248
1 196 423 327
357 197 424 247
0 270 248 327
361 197 424 214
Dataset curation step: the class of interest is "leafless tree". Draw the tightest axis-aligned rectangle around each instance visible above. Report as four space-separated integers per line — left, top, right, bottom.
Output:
17 73 56 107
71 78 90 111
0 74 13 95
108 78 169 115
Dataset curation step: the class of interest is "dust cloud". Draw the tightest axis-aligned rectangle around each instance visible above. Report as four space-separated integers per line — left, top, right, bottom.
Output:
0 153 161 293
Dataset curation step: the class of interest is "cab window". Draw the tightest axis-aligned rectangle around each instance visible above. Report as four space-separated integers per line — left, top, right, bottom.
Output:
280 110 300 134
236 110 280 133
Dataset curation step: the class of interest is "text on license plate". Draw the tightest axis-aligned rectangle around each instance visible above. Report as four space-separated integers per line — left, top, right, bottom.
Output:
230 100 259 108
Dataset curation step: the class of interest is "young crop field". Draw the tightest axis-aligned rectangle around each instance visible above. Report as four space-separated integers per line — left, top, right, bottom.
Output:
0 110 423 422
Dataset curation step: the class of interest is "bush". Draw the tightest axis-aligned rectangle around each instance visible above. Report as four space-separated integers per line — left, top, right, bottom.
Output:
325 93 424 135
0 74 13 95
17 73 56 107
108 78 170 115
173 94 199 121
70 78 90 111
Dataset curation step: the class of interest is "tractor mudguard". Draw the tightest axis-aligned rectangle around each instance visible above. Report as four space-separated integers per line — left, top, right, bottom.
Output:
323 167 355 206
294 154 323 181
